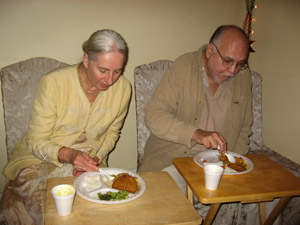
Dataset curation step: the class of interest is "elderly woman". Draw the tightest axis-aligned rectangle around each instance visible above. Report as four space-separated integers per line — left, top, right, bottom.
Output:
1 29 131 225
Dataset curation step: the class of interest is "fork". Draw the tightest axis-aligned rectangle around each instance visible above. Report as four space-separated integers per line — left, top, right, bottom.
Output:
98 168 113 181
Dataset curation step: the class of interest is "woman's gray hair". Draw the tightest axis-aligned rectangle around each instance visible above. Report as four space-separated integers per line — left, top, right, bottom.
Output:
82 29 128 62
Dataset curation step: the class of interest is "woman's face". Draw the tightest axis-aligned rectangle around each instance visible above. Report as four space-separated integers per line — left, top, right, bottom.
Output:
83 51 125 91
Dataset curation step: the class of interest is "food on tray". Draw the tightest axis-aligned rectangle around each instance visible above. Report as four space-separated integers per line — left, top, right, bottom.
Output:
97 190 129 201
227 163 247 172
112 173 139 193
219 153 248 172
219 153 230 164
81 174 102 192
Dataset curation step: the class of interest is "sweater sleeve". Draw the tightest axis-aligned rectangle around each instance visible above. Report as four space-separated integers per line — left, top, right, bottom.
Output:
26 75 64 167
145 57 198 148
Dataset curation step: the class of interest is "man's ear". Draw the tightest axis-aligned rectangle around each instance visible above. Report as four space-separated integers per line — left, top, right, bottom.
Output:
206 43 214 58
83 53 89 68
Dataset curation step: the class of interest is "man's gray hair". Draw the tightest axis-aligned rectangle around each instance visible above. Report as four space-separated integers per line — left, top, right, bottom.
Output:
82 29 128 62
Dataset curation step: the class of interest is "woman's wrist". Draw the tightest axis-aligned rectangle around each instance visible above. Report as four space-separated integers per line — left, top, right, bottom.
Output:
58 147 73 164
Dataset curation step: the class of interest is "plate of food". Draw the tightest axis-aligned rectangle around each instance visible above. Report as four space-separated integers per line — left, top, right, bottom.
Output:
73 168 146 204
193 150 254 175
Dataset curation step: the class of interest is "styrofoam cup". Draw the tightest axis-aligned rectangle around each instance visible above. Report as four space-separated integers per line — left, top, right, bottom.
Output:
51 184 76 216
204 164 224 190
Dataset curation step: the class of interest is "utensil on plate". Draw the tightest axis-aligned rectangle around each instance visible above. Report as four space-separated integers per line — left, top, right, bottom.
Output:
98 168 113 181
225 153 236 163
217 145 236 163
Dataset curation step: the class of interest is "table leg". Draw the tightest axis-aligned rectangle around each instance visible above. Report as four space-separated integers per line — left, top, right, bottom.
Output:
203 203 221 225
187 185 193 204
263 197 291 225
258 202 266 224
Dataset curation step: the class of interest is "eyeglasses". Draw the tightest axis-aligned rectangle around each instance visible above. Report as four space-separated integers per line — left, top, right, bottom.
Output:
212 43 248 70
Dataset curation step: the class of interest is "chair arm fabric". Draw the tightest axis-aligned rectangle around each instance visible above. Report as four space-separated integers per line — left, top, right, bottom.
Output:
0 57 69 158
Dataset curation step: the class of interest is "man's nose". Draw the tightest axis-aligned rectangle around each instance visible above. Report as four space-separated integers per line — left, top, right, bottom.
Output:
228 63 239 74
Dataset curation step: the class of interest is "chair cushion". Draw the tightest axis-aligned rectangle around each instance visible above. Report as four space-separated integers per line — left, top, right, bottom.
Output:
1 57 69 158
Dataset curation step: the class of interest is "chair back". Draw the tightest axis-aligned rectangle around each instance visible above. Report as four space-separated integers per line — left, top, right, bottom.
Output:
134 60 263 165
0 57 69 158
134 60 173 164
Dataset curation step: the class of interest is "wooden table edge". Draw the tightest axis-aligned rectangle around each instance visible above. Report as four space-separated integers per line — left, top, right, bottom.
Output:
172 155 300 225
45 171 203 225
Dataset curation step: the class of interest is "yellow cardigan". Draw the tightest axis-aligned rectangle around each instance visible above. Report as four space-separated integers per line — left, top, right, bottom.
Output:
3 64 132 180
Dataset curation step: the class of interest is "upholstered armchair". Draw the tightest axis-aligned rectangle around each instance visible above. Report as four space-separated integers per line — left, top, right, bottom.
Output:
134 60 300 225
1 57 69 158
0 57 69 223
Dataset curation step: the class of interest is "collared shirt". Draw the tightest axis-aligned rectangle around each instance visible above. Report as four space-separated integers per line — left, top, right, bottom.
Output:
139 45 252 172
190 64 231 156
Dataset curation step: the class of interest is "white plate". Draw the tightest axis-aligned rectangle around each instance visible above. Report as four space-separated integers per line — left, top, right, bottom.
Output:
73 168 146 204
193 150 254 175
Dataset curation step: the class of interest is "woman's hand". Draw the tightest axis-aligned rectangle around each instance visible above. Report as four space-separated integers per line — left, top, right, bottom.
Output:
58 147 99 176
192 129 227 153
72 155 101 176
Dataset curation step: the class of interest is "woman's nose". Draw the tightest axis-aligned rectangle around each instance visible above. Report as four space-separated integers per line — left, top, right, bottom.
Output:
107 73 114 85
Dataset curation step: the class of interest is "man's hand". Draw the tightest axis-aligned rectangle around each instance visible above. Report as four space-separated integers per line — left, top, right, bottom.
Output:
192 129 227 153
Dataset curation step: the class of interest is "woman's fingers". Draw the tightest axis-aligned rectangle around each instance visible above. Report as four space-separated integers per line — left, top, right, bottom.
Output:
73 152 99 172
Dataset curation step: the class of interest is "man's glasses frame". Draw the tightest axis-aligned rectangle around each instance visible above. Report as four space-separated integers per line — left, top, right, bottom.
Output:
212 43 248 70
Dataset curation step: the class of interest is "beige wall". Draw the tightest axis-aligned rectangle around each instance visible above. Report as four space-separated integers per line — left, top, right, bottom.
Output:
0 0 299 193
248 0 300 165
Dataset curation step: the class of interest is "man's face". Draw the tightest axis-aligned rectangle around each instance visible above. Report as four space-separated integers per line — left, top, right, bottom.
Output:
205 33 249 85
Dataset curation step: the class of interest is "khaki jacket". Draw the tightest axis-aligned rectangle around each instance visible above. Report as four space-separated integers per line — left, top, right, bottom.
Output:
4 64 131 180
138 46 252 172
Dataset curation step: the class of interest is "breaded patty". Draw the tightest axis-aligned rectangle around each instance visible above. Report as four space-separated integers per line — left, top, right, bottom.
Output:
112 173 139 193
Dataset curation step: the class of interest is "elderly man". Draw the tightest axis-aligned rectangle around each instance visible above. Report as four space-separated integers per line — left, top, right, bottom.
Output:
138 25 252 189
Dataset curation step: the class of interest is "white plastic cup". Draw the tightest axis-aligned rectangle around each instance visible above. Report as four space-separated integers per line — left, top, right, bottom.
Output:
51 184 76 216
204 164 224 190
